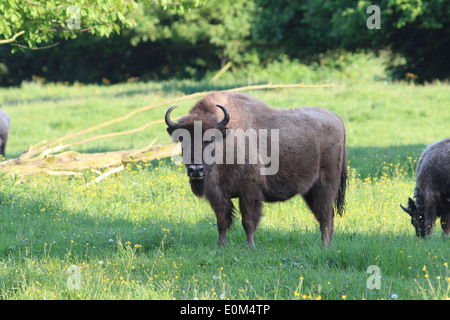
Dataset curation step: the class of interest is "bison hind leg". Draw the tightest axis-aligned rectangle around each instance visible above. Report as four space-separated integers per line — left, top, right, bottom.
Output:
0 136 5 158
303 182 337 247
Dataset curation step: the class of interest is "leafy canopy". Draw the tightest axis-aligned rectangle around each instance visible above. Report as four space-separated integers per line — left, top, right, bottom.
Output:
0 0 204 51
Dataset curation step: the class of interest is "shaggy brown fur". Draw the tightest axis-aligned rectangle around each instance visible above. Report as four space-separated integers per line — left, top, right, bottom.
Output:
166 92 347 247
401 138 450 238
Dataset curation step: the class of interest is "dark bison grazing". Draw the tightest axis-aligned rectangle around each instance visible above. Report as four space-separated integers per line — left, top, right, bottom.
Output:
165 92 347 247
0 110 10 158
401 138 450 238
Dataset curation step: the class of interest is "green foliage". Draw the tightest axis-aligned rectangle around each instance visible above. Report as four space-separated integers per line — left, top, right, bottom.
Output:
0 0 205 51
0 78 449 300
219 52 388 85
0 0 261 84
0 0 138 50
0 0 448 83
254 0 450 81
335 0 450 80
130 0 258 65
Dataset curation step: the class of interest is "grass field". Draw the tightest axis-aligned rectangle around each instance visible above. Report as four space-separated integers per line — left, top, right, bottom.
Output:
0 64 449 300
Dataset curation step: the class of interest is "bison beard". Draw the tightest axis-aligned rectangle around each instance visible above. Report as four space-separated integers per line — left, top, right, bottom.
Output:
166 91 347 248
190 179 205 198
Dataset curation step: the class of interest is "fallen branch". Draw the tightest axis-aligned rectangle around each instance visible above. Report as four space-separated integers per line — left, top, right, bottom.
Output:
14 82 332 163
47 170 83 176
0 142 178 176
35 122 163 160
86 165 124 186
0 82 332 176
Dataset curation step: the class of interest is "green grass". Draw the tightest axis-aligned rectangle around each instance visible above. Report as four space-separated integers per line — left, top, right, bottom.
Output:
0 162 448 300
0 59 449 300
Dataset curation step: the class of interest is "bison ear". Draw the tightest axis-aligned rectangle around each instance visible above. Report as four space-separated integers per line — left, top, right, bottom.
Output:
408 197 417 211
166 126 175 136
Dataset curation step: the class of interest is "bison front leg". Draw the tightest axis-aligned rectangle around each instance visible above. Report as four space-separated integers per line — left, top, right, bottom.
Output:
239 196 263 249
423 194 438 237
441 213 450 238
210 199 235 248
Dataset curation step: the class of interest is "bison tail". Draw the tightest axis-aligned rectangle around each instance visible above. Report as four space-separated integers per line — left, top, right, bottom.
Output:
335 145 347 217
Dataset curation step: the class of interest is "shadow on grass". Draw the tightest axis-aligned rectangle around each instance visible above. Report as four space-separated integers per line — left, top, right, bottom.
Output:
0 183 447 292
0 142 437 260
0 191 171 259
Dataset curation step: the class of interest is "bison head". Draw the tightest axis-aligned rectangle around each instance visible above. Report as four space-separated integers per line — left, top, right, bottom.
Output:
165 104 229 193
400 192 426 238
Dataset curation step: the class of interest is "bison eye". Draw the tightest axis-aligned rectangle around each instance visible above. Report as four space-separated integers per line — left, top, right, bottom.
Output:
178 136 183 142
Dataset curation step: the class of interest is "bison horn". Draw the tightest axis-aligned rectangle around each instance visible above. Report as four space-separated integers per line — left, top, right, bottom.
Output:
215 104 230 128
400 204 413 216
165 105 180 129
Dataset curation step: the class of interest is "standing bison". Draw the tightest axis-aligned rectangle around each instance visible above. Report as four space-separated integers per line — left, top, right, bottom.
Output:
0 110 10 158
165 92 347 248
401 138 450 238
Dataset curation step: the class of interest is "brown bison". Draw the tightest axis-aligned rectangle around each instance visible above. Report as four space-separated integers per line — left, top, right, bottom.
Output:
401 138 450 238
165 92 347 248
0 110 10 158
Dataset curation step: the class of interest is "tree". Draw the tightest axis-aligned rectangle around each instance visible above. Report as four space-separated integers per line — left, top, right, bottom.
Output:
254 0 450 81
130 0 258 66
0 0 255 84
0 0 204 51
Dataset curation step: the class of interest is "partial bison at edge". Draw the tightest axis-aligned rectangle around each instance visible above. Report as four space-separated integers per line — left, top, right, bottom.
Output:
0 109 10 158
166 92 347 248
401 138 450 238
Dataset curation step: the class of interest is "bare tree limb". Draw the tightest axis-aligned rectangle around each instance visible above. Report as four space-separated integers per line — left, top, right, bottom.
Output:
14 82 332 163
0 31 25 44
13 42 61 50
0 82 333 176
86 165 125 186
